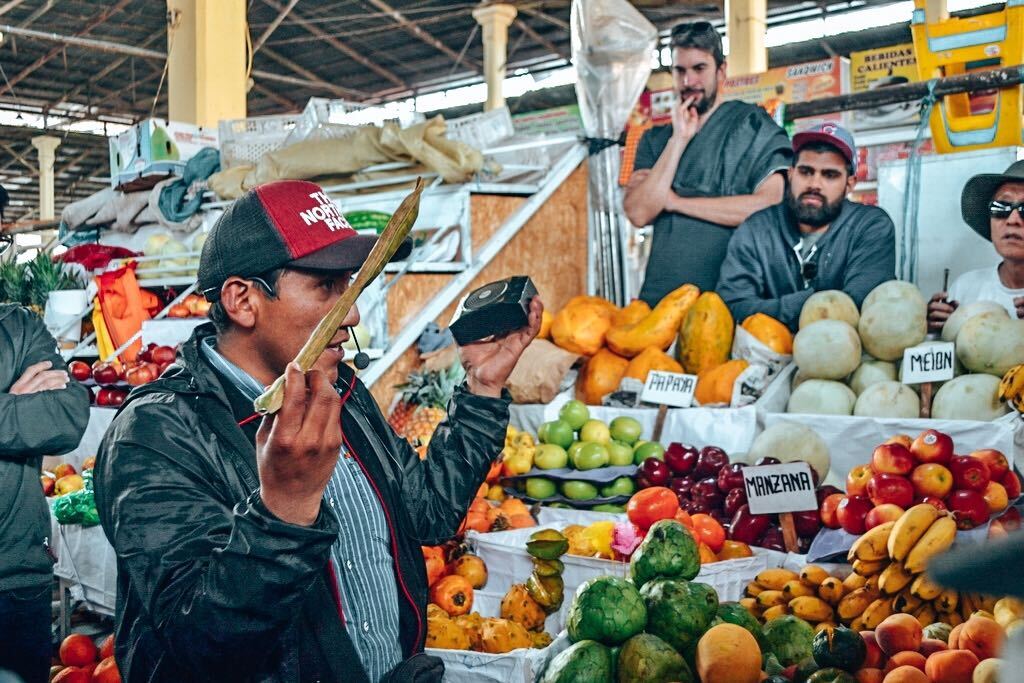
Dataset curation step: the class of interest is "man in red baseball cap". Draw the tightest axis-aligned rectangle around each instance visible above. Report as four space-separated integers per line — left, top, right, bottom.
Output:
716 123 896 331
95 180 541 682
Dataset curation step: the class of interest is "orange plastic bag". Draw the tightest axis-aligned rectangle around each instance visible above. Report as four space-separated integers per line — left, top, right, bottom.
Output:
95 265 159 363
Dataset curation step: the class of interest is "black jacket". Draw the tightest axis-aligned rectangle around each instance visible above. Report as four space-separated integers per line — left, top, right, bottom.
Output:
95 324 510 682
0 304 89 592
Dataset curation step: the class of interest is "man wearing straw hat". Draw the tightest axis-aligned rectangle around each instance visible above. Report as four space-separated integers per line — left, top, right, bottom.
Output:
928 160 1024 331
96 180 541 683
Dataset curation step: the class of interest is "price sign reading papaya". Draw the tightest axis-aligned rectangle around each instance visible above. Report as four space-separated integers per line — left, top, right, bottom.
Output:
641 371 698 408
743 462 819 515
900 342 956 385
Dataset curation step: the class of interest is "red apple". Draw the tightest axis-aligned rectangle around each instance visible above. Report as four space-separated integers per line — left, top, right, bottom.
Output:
867 472 915 508
665 443 698 475
91 361 119 386
816 484 843 504
847 464 874 497
67 360 91 382
948 489 990 529
819 493 845 529
885 434 914 448
865 503 905 530
837 495 873 535
40 473 56 496
949 455 990 492
717 463 746 492
969 449 1009 481
151 345 176 365
872 443 915 475
910 429 954 464
125 364 155 386
1002 470 1022 499
910 463 954 499
792 509 821 538
917 496 948 511
639 458 671 487
693 446 729 479
52 463 77 479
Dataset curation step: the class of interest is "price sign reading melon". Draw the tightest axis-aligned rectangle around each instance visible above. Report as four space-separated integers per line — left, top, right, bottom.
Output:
641 371 698 408
743 462 819 515
901 342 956 385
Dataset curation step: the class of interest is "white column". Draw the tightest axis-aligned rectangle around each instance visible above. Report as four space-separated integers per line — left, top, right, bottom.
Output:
472 3 518 111
31 135 60 221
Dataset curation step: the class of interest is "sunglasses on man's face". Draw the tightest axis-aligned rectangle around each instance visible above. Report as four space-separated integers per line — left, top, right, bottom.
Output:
989 200 1024 220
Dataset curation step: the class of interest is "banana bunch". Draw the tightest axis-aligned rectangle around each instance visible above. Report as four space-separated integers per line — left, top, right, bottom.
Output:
999 363 1024 413
741 566 848 631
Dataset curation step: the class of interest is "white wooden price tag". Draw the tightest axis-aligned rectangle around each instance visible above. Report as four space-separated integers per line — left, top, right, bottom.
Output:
641 371 698 408
743 462 818 515
900 342 956 385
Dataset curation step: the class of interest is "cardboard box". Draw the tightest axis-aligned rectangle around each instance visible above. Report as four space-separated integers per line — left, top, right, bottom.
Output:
722 57 851 132
850 44 921 131
108 119 218 190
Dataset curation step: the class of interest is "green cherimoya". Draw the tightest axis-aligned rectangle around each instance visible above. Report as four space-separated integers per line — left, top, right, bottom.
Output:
762 615 815 667
540 640 613 683
616 633 694 683
640 579 719 659
566 576 647 646
629 519 699 588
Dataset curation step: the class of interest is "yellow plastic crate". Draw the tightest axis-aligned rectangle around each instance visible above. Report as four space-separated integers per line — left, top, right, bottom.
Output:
911 0 1024 152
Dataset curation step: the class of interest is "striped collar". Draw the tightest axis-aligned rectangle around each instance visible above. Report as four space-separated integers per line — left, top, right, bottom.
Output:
198 335 266 404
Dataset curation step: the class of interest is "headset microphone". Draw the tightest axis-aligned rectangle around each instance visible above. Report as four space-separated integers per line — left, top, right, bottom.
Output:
349 327 370 370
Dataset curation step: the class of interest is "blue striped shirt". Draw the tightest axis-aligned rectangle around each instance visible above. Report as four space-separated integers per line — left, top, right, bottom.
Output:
200 337 402 681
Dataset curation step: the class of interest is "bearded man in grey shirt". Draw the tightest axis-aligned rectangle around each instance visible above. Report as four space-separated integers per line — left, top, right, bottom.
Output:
716 123 896 331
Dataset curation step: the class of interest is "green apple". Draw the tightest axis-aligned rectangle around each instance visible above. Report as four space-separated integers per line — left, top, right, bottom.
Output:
537 422 549 443
567 441 586 460
533 444 569 470
609 416 643 445
562 480 599 500
525 477 557 499
606 440 635 467
579 419 611 445
633 441 666 465
540 419 574 449
599 476 636 498
573 442 610 470
592 503 627 513
558 399 590 431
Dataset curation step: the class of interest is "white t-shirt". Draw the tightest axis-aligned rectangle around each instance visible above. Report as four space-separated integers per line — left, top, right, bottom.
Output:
947 266 1024 318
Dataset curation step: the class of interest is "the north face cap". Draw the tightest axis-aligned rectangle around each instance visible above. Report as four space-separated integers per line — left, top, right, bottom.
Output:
198 180 412 301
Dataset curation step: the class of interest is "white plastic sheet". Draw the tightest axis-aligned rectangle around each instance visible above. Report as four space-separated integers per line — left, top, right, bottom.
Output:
50 510 117 614
429 631 569 683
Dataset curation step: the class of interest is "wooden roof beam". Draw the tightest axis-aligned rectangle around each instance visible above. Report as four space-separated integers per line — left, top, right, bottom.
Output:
262 0 407 89
253 0 300 53
363 0 482 72
515 18 568 61
260 46 364 98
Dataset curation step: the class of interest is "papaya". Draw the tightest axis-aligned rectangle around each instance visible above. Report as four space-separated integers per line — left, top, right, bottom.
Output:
611 299 652 327
741 313 794 355
551 295 618 356
576 348 629 405
677 292 734 374
695 359 749 406
624 347 684 383
606 284 699 358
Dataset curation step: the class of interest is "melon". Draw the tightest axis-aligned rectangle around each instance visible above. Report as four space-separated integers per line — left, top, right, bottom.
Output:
941 300 1008 342
747 422 830 481
862 280 926 311
955 312 1024 377
799 290 860 330
792 368 813 391
787 380 857 415
931 374 1011 421
793 320 862 380
853 381 920 418
849 359 898 396
858 298 927 362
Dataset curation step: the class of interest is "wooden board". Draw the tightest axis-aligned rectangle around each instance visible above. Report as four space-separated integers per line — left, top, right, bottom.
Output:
370 163 589 409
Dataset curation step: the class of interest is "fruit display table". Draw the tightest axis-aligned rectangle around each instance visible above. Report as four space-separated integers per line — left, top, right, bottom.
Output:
49 511 117 639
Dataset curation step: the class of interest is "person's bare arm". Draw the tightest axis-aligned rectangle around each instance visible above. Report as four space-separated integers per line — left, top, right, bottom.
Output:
623 98 699 227
665 172 785 227
928 292 958 333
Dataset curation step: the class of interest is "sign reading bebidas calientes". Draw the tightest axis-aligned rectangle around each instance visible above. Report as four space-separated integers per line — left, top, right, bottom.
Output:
743 462 819 514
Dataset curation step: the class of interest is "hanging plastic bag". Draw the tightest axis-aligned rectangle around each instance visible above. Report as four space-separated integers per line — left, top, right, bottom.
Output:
94 264 159 363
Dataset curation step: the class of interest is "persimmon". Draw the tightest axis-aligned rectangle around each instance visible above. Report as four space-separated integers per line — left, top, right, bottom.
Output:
429 575 474 617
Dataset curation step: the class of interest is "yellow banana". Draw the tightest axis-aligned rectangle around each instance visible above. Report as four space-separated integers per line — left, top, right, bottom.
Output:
818 577 845 606
994 597 1024 628
853 559 888 577
757 590 788 609
783 580 817 600
745 581 764 598
888 504 942 562
849 615 867 631
763 604 790 621
790 596 834 623
739 597 760 615
904 516 957 573
800 565 830 586
959 593 977 621
861 598 895 629
914 602 938 628
849 521 896 562
910 573 944 601
938 611 963 627
843 572 868 593
756 569 800 591
815 621 838 635
838 587 878 622
879 562 914 595
998 363 1024 412
935 589 959 614
893 589 923 614
866 574 881 594
976 594 998 613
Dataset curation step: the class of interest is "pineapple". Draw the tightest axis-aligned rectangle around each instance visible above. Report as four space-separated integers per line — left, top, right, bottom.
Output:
392 364 464 447
0 259 29 306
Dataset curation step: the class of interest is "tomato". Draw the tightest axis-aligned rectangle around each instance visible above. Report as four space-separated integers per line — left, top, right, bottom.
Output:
674 509 694 529
690 513 726 552
626 486 680 531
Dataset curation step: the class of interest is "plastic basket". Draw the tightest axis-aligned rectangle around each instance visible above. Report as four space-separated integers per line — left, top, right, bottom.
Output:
446 107 515 151
218 113 302 168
